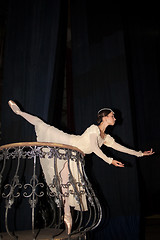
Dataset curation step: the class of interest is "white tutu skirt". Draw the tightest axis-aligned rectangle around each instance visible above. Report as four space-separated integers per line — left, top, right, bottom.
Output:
35 119 88 211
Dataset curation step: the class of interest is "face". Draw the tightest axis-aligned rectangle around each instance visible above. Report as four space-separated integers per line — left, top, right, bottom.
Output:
102 112 116 126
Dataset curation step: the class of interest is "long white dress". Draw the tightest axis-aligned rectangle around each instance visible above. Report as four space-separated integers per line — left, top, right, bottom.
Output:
35 119 143 211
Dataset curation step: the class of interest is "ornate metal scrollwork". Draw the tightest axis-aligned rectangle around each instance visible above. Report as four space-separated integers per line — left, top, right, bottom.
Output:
0 142 102 239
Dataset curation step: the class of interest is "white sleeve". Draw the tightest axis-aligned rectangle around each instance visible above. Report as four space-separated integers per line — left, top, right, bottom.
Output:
89 133 113 164
104 135 143 157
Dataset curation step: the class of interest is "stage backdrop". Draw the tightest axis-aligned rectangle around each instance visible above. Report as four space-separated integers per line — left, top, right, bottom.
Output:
70 2 160 240
0 0 67 231
1 1 160 239
1 0 67 145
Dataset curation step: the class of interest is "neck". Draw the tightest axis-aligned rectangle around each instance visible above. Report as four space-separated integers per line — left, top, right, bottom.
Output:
99 123 108 132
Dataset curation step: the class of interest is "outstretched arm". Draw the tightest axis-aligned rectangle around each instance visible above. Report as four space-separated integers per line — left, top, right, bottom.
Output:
105 139 154 157
89 133 124 167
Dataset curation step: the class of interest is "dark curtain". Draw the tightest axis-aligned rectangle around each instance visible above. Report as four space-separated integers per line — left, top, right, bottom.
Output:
0 0 67 231
123 13 160 217
70 2 160 240
1 0 67 145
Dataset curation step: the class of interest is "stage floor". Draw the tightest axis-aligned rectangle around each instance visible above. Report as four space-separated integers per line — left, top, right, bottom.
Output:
1 215 160 240
145 214 160 240
0 229 86 240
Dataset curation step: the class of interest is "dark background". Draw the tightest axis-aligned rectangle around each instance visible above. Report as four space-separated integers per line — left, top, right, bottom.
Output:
0 1 160 239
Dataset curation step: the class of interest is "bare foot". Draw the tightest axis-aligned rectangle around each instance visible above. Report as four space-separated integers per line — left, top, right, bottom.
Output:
8 100 21 115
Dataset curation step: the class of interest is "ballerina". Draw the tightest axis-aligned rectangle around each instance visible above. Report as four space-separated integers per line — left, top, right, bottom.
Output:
8 100 154 234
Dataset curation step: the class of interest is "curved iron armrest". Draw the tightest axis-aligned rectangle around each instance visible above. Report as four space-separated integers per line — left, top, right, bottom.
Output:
0 142 85 154
0 142 102 239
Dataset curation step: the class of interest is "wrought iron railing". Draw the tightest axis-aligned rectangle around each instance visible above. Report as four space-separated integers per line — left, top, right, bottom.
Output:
0 142 102 239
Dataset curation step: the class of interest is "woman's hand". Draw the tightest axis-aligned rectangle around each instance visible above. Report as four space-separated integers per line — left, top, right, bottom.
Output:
142 148 155 156
112 160 124 167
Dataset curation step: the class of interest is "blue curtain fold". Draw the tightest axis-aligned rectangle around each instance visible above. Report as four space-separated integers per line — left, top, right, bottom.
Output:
0 0 67 231
1 0 160 237
70 1 160 239
1 0 67 144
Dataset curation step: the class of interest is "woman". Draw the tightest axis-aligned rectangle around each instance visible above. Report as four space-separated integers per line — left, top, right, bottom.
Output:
8 100 154 234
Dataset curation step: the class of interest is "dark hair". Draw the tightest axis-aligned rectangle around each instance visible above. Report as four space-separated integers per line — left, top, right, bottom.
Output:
97 108 113 124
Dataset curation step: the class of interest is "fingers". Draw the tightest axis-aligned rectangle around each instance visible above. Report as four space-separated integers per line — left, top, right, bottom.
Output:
143 148 155 155
112 160 124 167
116 162 124 167
114 161 124 167
148 148 153 153
150 148 155 154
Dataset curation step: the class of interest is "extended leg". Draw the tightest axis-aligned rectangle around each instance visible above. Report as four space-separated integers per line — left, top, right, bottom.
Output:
8 100 41 126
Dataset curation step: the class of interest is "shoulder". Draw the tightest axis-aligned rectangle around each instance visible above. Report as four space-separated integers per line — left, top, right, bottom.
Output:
86 124 100 134
104 134 115 146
